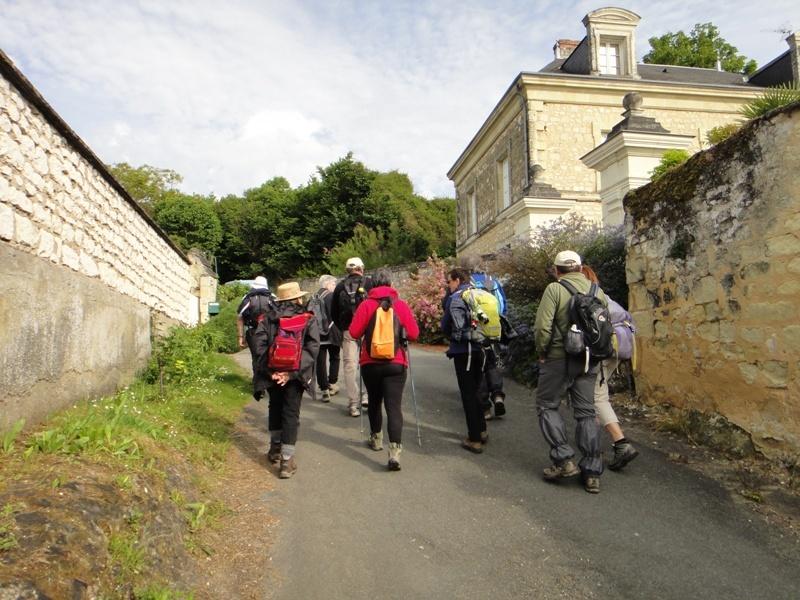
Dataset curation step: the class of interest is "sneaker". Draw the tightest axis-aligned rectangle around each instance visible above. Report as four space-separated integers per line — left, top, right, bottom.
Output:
361 396 369 408
542 460 581 481
493 397 506 417
461 439 484 454
609 442 639 471
480 431 489 444
349 406 361 417
367 432 383 451
484 408 493 421
328 383 340 395
320 389 332 403
267 442 281 466
388 442 402 471
279 456 297 479
584 476 600 494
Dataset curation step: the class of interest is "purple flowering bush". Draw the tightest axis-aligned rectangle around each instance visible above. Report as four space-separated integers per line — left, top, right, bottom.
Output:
405 255 449 344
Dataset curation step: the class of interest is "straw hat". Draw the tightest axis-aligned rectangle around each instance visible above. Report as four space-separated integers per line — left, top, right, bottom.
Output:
275 282 309 302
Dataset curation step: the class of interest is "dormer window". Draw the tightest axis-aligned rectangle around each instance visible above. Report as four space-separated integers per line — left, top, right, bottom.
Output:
598 41 620 75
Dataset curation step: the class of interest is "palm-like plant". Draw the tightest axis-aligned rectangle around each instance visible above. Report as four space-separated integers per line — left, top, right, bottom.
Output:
740 83 800 120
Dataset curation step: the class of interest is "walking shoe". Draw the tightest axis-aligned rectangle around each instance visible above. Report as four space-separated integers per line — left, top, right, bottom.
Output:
484 408 493 421
328 382 339 395
349 406 360 417
480 431 489 444
388 442 402 471
361 396 369 408
279 456 297 479
493 397 506 417
367 431 383 451
320 389 332 403
267 442 281 466
461 439 484 454
584 476 600 494
609 442 639 471
542 460 581 481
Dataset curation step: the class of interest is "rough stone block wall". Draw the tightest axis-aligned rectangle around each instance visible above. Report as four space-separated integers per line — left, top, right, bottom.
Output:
625 103 800 456
454 110 527 247
0 56 195 431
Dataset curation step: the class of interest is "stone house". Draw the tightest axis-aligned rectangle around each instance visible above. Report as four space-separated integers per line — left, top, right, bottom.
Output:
448 7 800 257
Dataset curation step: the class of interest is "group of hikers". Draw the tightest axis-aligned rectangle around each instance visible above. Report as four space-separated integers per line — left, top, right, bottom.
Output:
235 251 638 493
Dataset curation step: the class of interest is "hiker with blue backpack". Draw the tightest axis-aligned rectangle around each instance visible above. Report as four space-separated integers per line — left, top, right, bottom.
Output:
464 259 509 421
533 250 610 494
308 274 342 402
581 265 639 471
348 269 419 471
441 267 497 454
253 282 320 479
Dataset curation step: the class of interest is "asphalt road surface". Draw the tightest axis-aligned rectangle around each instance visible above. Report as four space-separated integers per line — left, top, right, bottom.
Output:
235 347 800 600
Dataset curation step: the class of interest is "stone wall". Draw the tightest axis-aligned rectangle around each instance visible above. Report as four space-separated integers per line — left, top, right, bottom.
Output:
625 102 800 456
0 51 198 430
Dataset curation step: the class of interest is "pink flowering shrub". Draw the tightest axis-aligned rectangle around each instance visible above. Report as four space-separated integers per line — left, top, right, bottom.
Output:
405 255 449 344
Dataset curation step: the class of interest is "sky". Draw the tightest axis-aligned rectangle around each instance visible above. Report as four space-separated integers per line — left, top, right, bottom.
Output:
1 0 798 199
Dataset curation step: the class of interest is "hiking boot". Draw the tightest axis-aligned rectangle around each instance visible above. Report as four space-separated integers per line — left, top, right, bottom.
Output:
461 439 484 454
367 431 383 451
267 442 281 465
320 389 332 402
279 456 297 479
493 396 506 417
584 476 600 494
609 442 639 471
388 442 402 471
542 460 581 481
349 406 361 417
480 431 489 444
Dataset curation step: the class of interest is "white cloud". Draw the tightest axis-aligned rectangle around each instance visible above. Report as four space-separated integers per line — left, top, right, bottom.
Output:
1 0 799 199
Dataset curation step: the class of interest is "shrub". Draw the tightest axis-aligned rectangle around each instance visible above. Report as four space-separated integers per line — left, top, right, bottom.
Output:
404 255 449 344
200 299 241 353
740 83 800 120
706 123 740 145
503 301 539 387
650 149 690 181
144 326 224 386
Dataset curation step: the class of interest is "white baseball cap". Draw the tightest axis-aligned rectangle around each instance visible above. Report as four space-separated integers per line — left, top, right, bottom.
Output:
554 250 582 267
345 257 364 269
251 276 268 289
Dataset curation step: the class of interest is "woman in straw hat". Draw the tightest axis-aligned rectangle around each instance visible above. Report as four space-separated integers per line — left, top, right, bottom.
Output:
254 282 320 479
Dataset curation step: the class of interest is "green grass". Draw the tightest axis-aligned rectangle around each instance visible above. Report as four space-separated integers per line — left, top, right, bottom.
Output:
0 502 22 552
109 530 145 578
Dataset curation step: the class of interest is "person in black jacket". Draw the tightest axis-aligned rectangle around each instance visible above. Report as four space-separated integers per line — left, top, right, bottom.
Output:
253 282 320 479
329 257 371 417
441 268 487 454
236 276 276 399
314 274 341 401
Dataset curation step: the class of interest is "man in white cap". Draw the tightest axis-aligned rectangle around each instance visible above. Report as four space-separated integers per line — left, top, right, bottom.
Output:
236 276 276 399
330 257 371 417
533 250 608 494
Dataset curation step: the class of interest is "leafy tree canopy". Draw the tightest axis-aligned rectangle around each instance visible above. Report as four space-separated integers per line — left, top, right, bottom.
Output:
108 163 183 213
643 23 757 75
152 192 222 254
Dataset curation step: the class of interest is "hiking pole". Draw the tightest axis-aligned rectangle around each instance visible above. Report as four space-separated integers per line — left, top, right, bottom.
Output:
403 336 422 447
358 339 365 440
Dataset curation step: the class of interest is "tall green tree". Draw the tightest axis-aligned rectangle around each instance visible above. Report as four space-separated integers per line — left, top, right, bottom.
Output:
152 192 222 254
108 163 183 214
643 23 757 75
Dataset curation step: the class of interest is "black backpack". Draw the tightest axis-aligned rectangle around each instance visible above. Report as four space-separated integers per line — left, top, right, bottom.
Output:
241 291 275 328
558 280 614 366
338 276 368 325
307 289 332 336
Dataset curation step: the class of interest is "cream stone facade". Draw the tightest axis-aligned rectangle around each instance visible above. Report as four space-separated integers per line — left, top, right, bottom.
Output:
625 103 800 455
448 7 789 257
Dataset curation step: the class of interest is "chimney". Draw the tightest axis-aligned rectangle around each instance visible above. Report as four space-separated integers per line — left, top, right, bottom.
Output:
553 39 580 60
788 32 800 84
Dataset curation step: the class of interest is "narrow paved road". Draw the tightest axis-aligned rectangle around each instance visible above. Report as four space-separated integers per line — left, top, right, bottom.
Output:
234 348 799 600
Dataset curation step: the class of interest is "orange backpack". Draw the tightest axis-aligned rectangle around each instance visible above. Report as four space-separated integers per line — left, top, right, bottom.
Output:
365 298 401 360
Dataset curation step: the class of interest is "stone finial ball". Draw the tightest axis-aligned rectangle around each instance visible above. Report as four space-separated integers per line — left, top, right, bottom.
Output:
623 92 643 111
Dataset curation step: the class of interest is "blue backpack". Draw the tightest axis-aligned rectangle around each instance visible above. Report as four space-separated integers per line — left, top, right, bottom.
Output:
470 272 507 315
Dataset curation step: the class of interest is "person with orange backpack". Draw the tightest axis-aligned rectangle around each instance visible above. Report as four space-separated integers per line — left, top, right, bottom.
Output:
348 269 419 471
253 282 320 479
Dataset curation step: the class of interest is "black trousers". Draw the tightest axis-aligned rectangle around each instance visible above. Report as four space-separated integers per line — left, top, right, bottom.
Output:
453 352 486 442
316 343 341 390
361 362 407 443
268 381 304 445
480 346 505 410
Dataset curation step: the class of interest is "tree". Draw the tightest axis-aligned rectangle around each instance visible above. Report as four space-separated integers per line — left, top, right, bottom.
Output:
152 192 222 254
108 163 183 214
643 23 757 75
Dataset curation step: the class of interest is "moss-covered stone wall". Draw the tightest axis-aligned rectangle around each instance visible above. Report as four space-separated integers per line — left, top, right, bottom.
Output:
625 102 800 456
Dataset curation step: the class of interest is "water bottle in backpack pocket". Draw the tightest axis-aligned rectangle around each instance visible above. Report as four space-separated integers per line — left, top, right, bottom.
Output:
461 288 502 345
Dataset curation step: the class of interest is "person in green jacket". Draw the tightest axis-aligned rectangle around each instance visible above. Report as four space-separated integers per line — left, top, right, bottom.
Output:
533 250 608 494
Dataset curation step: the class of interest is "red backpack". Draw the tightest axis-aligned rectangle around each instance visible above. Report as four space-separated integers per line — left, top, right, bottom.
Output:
267 313 312 371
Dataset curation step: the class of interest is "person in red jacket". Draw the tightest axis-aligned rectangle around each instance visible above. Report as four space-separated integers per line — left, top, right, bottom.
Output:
349 268 420 471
